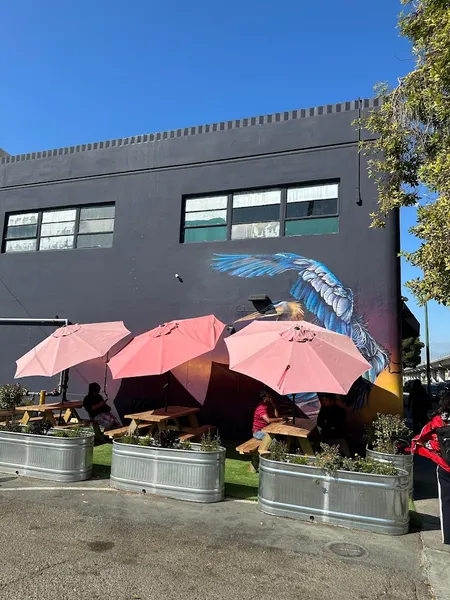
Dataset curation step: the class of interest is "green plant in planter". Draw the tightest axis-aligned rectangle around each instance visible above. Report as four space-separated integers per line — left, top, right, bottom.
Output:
315 444 344 474
0 384 28 411
3 419 22 433
200 430 221 452
289 454 309 466
269 439 288 462
154 430 180 449
367 413 412 455
23 420 53 436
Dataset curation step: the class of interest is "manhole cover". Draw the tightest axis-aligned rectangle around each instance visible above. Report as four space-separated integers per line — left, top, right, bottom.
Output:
326 542 367 558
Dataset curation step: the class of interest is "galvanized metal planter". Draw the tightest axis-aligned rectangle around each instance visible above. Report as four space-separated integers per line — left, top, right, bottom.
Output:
366 448 414 498
0 430 94 481
258 455 410 535
110 441 226 503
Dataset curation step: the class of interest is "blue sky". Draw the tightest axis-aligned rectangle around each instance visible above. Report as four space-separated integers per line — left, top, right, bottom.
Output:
0 0 448 357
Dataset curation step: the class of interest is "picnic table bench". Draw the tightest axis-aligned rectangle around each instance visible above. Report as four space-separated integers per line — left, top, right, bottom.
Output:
14 401 83 425
236 417 319 457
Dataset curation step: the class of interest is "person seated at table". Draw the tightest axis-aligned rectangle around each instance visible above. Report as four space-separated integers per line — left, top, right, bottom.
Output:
83 382 121 431
252 390 284 440
317 392 351 457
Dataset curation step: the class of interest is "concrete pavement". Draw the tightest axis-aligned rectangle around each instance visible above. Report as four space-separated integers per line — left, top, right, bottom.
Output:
414 456 450 600
0 473 431 600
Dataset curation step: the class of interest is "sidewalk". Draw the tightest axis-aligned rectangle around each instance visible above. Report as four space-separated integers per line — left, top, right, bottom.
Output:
0 473 431 600
414 455 450 600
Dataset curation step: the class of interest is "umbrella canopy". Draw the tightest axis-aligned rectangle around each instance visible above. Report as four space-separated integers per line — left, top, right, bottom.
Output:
108 315 226 379
15 322 130 378
225 320 371 396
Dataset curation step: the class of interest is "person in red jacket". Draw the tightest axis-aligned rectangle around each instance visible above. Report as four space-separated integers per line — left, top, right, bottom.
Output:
411 393 450 545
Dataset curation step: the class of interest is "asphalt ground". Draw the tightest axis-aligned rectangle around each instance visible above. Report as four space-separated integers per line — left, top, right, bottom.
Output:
0 473 431 600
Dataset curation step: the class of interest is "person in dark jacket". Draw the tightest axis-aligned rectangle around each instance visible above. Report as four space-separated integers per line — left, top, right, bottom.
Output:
408 379 431 434
317 393 350 456
411 393 450 545
83 382 120 431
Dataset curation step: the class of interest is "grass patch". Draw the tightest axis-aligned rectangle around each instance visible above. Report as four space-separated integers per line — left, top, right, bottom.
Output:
408 497 423 530
92 443 112 479
93 440 259 500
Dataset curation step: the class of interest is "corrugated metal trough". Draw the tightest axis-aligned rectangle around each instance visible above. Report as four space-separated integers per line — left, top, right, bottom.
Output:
0 430 94 481
366 448 414 498
110 441 226 503
258 455 410 535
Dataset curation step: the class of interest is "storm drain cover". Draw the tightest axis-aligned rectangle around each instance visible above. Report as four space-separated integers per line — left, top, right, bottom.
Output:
326 542 367 558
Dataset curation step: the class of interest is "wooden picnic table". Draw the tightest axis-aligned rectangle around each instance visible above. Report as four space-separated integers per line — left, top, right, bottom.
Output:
262 417 318 455
125 405 200 434
14 400 83 425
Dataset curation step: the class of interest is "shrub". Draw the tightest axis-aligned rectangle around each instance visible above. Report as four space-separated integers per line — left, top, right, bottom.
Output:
0 384 28 411
154 430 180 449
315 444 399 476
367 413 412 455
3 419 22 433
289 454 309 466
200 430 221 452
23 420 53 436
269 439 288 462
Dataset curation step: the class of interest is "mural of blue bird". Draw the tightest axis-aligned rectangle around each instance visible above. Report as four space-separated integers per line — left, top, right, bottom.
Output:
211 253 391 387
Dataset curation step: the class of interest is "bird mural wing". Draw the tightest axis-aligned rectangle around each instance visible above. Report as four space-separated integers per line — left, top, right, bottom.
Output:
211 253 353 335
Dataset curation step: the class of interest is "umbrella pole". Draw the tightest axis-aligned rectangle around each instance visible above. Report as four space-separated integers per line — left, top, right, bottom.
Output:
165 372 170 413
292 394 296 425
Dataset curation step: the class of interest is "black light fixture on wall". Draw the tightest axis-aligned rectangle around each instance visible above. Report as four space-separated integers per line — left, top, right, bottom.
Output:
248 294 273 314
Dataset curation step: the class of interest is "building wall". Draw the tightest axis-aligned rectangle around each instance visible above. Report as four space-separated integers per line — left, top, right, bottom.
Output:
0 100 402 437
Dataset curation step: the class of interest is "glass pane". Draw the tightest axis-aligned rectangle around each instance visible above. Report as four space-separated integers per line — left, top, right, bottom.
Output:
42 209 76 223
183 226 227 243
80 205 115 220
287 183 338 203
78 218 115 234
184 210 226 227
185 196 227 212
233 189 281 208
6 224 37 239
39 235 74 251
285 217 339 237
41 221 75 236
5 239 37 253
231 221 280 240
8 213 38 226
286 198 337 219
232 204 280 224
77 233 114 248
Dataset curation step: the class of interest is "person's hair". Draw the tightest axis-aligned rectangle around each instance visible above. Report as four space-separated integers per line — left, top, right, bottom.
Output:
318 392 336 403
260 390 271 400
436 393 450 417
411 379 426 392
88 382 101 394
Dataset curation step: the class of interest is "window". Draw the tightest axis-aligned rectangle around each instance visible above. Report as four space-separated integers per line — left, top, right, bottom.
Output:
231 190 280 240
182 196 227 243
285 183 339 237
3 204 115 253
181 182 339 243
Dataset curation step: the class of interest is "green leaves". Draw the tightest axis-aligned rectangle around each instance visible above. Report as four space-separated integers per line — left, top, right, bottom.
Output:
360 0 450 304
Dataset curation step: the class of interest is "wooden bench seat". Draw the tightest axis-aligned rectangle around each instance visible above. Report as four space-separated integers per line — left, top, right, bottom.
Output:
236 438 262 455
103 423 151 439
178 425 216 442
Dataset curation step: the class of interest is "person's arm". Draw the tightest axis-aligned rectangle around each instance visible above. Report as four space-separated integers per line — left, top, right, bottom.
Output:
261 413 283 425
90 399 107 411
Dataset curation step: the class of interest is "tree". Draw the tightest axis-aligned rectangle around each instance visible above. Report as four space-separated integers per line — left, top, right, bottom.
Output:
361 0 450 305
402 336 424 368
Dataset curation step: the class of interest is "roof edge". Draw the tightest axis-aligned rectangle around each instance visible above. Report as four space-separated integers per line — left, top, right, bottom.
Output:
1 97 380 166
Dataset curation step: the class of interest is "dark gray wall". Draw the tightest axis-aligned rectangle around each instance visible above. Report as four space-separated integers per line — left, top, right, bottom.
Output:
0 99 400 436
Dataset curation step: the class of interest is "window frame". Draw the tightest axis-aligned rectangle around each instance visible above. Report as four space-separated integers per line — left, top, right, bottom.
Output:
181 180 339 243
2 203 115 254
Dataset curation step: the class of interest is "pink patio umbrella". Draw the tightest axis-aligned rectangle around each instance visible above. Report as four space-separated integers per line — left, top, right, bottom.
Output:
15 322 131 378
107 315 226 410
225 320 371 422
